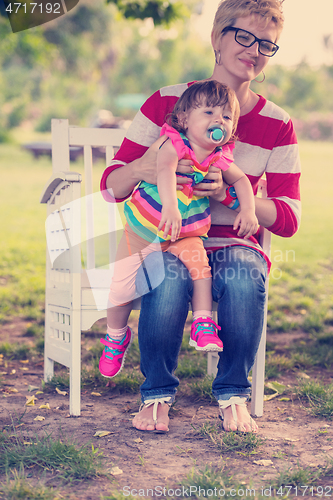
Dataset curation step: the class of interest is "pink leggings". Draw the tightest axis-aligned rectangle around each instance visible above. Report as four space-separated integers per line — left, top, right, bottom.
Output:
109 225 211 306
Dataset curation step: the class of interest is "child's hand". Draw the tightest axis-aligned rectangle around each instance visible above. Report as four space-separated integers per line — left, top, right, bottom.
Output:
233 209 259 239
158 206 182 241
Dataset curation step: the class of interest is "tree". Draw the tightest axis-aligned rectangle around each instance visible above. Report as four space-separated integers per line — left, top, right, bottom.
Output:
106 0 190 24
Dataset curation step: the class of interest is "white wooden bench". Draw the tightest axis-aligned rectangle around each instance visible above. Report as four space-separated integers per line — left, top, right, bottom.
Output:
40 118 271 417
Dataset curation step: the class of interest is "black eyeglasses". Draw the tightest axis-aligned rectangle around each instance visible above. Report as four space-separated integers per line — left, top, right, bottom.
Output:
222 27 279 57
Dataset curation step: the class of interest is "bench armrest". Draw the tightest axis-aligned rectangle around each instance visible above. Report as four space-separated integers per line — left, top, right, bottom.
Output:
40 171 82 204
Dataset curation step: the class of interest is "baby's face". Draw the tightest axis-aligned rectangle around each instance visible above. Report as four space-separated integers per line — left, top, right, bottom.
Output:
183 103 234 150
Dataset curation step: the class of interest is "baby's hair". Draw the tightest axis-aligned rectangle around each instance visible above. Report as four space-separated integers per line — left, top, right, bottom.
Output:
169 80 240 142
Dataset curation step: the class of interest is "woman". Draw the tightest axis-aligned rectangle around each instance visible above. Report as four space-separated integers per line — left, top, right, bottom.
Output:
100 0 301 433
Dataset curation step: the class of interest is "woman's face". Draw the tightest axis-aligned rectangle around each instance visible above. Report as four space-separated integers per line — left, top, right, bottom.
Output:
214 15 279 83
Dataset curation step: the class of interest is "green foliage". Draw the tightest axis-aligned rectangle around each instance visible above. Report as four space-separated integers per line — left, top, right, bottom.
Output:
251 64 333 141
0 0 208 135
106 0 190 25
104 17 213 115
252 63 333 118
2 0 333 138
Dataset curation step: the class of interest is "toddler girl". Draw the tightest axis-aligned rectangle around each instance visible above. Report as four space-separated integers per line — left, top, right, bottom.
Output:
99 80 258 378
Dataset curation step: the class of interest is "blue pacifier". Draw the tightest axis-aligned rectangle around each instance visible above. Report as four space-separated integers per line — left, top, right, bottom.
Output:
207 126 226 143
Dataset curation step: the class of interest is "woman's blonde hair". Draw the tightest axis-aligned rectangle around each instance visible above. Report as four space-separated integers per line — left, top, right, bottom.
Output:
211 0 284 47
169 80 240 143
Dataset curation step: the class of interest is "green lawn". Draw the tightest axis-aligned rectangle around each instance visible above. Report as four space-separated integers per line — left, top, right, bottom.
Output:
271 140 333 268
0 139 332 325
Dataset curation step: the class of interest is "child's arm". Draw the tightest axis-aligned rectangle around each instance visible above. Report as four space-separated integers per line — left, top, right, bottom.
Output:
156 137 182 242
223 164 259 239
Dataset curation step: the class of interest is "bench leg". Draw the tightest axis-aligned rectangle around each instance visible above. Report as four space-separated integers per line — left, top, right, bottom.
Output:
250 305 267 417
44 355 54 382
69 365 81 416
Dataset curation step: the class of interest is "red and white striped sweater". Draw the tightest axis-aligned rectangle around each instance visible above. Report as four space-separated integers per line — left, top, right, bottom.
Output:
101 82 301 260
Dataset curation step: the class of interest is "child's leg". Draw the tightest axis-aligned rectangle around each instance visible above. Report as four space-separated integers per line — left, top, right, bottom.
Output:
100 225 164 378
191 276 213 314
107 302 133 330
100 303 134 379
167 237 223 352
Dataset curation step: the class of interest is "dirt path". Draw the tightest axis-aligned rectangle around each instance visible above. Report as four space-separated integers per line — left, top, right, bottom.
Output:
1 321 333 499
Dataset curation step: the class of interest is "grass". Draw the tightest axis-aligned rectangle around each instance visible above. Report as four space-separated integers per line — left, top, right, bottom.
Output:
0 342 33 360
188 375 215 400
273 463 324 488
296 379 333 420
0 467 59 500
178 461 333 500
0 427 104 482
197 421 265 454
175 354 207 379
180 465 257 500
266 141 333 336
0 145 49 323
265 352 295 379
0 142 104 324
44 360 144 394
270 141 333 267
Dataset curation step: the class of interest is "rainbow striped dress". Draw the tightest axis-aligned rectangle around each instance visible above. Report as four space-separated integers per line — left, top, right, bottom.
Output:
124 123 234 243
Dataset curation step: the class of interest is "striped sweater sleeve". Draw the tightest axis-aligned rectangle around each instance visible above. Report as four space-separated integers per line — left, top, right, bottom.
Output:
235 97 301 238
263 109 301 237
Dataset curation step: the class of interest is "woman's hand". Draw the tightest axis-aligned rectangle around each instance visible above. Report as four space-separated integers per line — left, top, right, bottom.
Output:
133 138 194 189
132 135 167 186
175 158 194 190
192 166 224 198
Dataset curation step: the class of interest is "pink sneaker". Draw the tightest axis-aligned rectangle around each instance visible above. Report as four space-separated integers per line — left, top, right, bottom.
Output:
99 327 133 378
189 317 223 352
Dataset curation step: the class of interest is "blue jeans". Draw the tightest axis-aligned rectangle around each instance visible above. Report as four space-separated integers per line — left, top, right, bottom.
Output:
135 246 267 404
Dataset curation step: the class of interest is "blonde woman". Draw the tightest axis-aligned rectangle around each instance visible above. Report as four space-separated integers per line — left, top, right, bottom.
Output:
101 0 301 433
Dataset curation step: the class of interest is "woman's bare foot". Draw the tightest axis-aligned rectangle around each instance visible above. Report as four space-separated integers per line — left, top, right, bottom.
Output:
220 404 258 433
132 402 170 432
